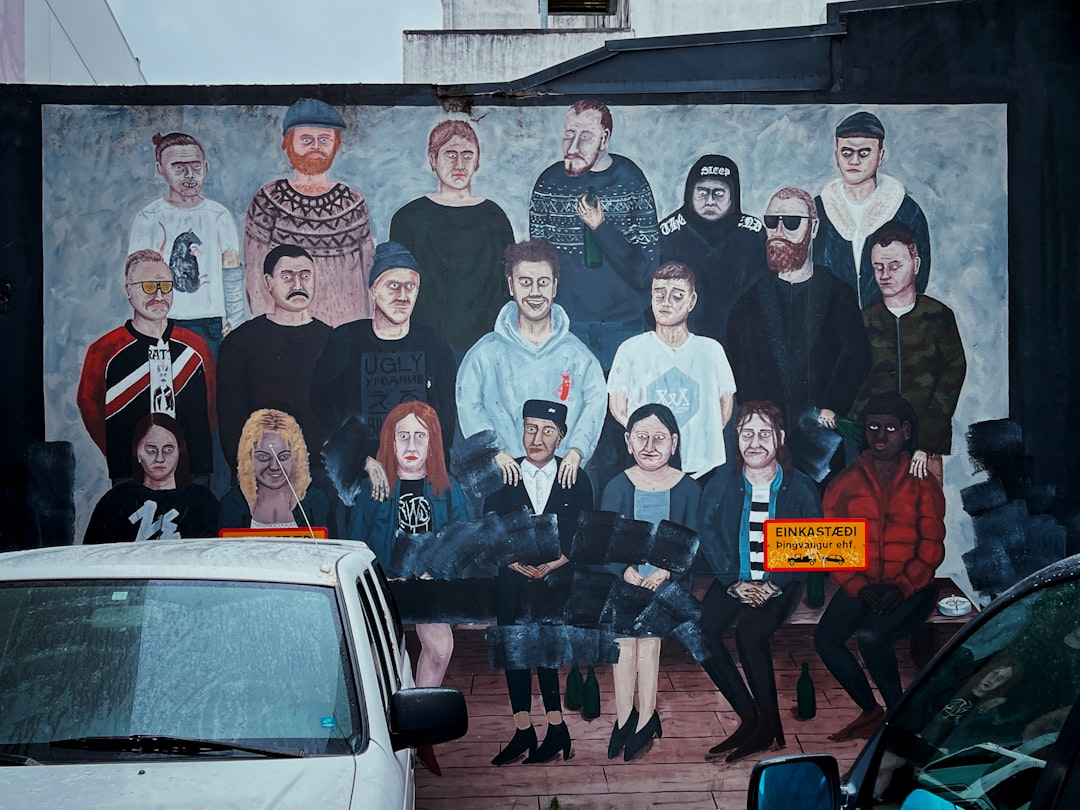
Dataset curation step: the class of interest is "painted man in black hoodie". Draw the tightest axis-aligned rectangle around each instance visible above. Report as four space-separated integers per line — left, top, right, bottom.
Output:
658 155 767 344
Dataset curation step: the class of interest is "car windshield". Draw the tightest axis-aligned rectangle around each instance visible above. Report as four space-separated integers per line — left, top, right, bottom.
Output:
0 579 362 762
868 576 1080 809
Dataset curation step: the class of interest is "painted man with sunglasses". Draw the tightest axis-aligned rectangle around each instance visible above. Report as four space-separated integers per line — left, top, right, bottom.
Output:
78 249 216 483
727 187 870 479
813 111 931 309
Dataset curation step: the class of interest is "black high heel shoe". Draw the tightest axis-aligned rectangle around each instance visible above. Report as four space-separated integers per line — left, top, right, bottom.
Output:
607 707 639 759
523 722 572 764
622 711 662 762
706 706 759 760
491 725 537 765
726 705 786 763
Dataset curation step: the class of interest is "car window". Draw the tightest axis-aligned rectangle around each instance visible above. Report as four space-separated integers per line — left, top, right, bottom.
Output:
865 576 1080 809
0 579 362 762
355 575 397 706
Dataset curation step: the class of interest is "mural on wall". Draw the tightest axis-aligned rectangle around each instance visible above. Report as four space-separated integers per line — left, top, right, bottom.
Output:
43 99 1007 762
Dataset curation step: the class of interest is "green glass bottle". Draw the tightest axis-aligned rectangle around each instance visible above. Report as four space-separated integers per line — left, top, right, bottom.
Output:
583 186 603 267
806 571 826 608
796 662 817 720
564 663 584 711
582 665 601 720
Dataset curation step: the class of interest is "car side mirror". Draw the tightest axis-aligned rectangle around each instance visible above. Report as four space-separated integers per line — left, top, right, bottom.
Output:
388 687 468 751
900 789 963 810
747 753 840 810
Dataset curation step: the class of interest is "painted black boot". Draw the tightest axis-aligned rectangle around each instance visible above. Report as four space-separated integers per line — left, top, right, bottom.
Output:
491 725 537 765
607 707 638 759
523 722 572 763
726 705 786 763
706 705 759 760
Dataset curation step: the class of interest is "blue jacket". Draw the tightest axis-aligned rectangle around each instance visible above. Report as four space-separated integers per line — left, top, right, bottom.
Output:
697 465 822 587
347 478 469 570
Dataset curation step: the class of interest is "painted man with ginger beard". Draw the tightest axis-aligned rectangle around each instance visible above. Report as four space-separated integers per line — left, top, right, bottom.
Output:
726 187 870 478
244 98 376 327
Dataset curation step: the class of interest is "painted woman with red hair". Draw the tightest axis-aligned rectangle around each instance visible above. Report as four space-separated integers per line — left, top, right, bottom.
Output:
347 400 468 774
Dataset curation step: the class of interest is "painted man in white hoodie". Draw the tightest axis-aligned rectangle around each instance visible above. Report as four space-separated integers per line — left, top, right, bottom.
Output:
813 111 931 309
456 239 606 491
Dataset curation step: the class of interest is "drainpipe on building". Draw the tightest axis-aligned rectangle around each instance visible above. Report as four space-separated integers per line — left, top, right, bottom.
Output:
539 0 548 29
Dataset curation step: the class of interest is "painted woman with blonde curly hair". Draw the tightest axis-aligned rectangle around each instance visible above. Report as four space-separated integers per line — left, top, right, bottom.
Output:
219 408 335 533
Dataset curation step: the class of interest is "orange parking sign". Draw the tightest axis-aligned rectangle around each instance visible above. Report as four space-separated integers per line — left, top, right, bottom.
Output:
763 519 868 572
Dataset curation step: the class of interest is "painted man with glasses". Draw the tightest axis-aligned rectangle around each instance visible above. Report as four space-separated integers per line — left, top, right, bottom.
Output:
608 261 737 480
78 249 216 482
727 187 870 479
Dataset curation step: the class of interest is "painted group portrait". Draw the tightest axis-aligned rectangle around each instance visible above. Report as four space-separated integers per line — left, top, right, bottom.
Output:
42 97 1007 763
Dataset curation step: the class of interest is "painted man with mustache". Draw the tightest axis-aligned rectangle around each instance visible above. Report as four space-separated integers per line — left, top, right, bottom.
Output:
726 187 871 478
217 244 332 474
529 99 658 371
78 249 216 483
244 97 376 327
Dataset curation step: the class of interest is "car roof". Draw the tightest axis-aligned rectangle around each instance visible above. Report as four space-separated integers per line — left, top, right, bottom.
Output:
0 538 377 587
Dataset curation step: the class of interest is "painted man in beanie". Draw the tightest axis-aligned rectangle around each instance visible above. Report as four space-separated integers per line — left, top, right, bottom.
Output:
244 97 376 327
657 154 767 344
312 241 457 491
814 110 932 309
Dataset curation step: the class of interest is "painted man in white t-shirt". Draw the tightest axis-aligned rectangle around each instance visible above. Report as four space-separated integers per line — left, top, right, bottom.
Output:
129 131 244 356
608 261 736 478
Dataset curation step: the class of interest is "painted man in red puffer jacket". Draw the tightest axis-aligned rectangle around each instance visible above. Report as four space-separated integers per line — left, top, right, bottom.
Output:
815 391 946 742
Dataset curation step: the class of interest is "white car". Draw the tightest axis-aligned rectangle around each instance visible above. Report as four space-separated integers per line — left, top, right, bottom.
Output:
0 538 468 809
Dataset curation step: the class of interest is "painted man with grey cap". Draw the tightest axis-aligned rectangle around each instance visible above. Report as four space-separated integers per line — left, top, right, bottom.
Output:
244 97 376 327
312 241 457 490
814 110 932 309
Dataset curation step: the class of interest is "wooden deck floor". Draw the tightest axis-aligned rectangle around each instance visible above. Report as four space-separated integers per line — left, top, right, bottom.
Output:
411 620 951 810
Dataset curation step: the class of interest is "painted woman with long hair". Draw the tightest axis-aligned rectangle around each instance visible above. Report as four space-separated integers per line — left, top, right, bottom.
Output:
84 413 218 543
347 400 468 775
218 408 335 533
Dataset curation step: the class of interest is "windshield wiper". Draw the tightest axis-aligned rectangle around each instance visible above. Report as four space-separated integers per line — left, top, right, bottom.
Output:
0 753 41 766
49 735 305 758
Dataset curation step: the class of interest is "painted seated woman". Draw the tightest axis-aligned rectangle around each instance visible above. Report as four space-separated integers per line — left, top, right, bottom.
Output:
602 403 701 762
218 408 336 533
347 400 468 775
84 413 218 543
696 400 822 762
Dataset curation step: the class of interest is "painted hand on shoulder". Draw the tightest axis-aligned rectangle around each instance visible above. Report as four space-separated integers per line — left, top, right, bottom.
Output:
365 456 390 501
818 408 838 429
909 449 929 479
495 451 522 487
558 449 583 488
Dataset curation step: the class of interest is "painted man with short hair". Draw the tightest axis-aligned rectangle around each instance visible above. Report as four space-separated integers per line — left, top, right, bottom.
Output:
244 97 376 326
77 249 215 480
216 244 332 471
390 119 515 353
814 111 932 308
457 239 606 490
529 99 659 369
854 222 966 484
128 131 244 355
608 261 737 479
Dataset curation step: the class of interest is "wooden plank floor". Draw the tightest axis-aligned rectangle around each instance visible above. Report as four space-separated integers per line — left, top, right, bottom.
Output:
411 620 954 810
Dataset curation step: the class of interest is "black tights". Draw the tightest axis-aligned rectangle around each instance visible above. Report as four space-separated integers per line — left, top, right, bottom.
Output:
506 667 562 714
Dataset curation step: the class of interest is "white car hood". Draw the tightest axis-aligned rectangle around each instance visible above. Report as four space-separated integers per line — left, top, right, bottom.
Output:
2 756 373 809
